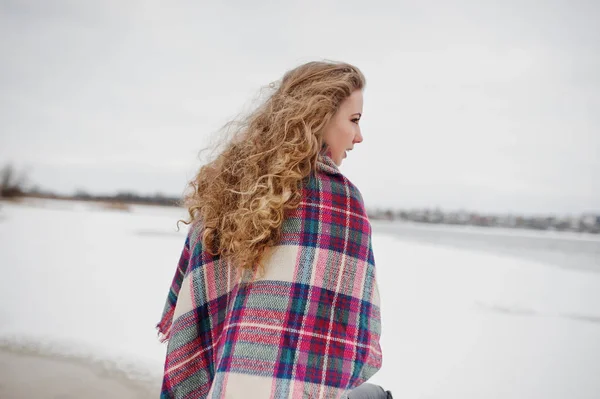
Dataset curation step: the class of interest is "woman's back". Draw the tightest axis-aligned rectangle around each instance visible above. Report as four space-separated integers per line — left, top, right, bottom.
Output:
157 151 382 398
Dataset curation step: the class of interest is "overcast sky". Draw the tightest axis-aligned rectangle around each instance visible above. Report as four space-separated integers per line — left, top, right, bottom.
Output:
1 0 598 214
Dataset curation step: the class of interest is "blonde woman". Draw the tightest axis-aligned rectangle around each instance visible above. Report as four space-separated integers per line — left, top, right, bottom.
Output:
157 61 391 399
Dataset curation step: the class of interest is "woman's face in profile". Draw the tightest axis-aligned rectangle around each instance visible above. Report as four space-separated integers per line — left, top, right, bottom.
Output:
323 90 364 166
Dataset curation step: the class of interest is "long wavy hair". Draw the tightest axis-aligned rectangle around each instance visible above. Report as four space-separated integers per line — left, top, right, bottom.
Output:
183 60 366 277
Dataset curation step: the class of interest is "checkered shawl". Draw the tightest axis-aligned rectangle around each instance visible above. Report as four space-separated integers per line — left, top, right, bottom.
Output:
157 153 382 398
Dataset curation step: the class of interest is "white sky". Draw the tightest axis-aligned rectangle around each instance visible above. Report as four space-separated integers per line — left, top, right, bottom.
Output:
1 0 598 214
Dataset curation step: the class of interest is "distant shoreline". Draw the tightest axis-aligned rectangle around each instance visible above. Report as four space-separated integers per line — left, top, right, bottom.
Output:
0 192 182 208
371 219 600 243
0 345 159 399
2 197 598 242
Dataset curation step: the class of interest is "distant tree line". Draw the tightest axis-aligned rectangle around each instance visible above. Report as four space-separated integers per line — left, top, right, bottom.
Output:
73 190 181 207
0 163 181 207
367 207 600 234
2 163 597 233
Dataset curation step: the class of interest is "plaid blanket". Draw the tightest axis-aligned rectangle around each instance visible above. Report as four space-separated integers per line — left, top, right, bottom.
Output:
157 153 382 398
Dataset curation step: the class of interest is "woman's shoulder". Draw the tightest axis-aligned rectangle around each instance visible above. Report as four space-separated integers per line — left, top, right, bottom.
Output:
305 155 368 218
181 217 205 251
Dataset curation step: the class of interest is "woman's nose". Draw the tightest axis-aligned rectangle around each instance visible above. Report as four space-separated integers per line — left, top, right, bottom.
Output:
354 131 363 144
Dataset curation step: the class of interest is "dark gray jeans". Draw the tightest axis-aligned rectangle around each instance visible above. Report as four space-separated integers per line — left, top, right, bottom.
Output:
347 383 393 399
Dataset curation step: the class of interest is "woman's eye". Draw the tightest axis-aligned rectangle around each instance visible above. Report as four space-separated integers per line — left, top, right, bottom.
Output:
351 118 360 124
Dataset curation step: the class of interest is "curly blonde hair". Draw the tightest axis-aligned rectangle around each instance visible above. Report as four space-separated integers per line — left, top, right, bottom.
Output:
183 60 366 276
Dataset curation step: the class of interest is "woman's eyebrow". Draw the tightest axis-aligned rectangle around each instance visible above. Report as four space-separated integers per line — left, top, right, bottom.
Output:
351 113 362 117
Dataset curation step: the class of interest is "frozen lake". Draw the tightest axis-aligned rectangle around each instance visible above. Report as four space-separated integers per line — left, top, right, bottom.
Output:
372 220 600 273
1 199 599 398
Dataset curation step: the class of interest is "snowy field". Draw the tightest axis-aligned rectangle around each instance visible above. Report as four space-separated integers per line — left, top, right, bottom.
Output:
1 199 599 398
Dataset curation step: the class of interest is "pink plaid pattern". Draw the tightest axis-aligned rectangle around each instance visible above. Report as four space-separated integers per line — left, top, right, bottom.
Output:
157 152 382 398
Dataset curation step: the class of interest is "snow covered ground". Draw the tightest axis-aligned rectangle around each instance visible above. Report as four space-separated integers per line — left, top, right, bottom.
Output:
1 199 599 398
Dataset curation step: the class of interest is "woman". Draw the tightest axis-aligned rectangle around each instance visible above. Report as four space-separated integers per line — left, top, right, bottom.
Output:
157 61 391 399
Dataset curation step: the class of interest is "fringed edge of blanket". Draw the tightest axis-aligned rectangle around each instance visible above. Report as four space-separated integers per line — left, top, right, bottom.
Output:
156 307 175 343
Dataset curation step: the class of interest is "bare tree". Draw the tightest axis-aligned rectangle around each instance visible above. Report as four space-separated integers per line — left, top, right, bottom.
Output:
0 164 27 198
